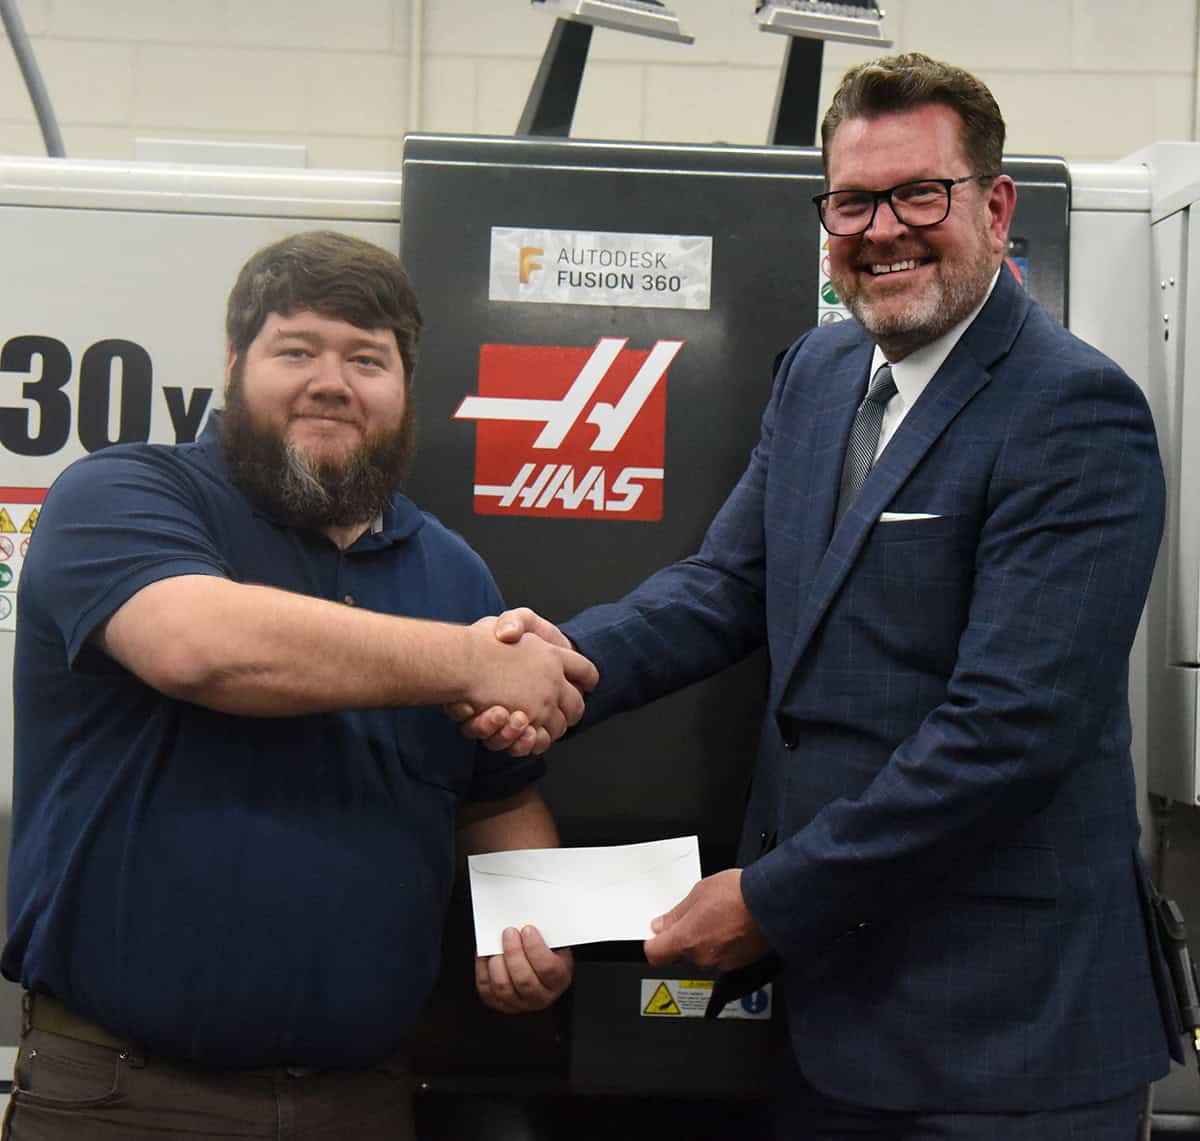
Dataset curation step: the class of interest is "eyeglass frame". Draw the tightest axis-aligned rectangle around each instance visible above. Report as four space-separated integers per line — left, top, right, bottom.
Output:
812 174 999 236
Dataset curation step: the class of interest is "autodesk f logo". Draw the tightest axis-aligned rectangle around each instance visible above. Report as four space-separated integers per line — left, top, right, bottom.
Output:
518 246 544 284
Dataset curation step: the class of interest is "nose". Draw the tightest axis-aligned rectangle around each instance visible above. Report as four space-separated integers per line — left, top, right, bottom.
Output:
863 196 907 242
306 352 353 399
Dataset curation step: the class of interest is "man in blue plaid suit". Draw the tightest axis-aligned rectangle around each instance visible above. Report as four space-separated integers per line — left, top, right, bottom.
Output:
456 53 1182 1138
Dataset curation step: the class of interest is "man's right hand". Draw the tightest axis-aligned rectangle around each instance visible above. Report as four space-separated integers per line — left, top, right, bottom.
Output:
451 609 580 755
461 615 596 752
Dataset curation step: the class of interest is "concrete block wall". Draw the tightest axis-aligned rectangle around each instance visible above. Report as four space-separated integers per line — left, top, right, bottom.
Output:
0 0 1196 168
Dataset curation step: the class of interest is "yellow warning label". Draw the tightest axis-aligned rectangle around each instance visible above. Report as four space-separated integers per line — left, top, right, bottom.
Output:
640 977 773 1020
0 509 15 533
642 981 681 1016
20 508 38 533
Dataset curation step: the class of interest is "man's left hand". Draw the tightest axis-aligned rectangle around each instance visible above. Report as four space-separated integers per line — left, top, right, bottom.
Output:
644 868 770 971
476 925 574 1013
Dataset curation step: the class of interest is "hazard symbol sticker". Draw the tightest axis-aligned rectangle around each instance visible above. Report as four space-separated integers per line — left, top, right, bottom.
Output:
0 488 46 632
454 338 683 521
639 978 772 1020
643 981 682 1017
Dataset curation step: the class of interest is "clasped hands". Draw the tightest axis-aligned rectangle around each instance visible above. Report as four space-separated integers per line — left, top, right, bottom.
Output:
455 609 594 757
453 609 770 978
460 610 597 756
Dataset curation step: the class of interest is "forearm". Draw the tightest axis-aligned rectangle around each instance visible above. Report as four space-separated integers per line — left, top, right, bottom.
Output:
458 786 558 856
562 384 774 718
102 574 494 717
465 787 573 1012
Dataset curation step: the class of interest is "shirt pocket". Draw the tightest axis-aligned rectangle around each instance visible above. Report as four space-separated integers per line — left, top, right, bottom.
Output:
393 707 476 798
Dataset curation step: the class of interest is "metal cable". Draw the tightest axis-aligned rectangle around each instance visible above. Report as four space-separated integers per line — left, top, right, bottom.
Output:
0 0 65 157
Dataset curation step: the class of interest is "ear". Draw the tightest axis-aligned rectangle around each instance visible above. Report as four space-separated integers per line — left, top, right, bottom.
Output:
224 345 237 394
985 175 1018 256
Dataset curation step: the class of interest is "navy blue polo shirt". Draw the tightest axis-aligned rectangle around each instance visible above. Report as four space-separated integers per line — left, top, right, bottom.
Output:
3 417 543 1068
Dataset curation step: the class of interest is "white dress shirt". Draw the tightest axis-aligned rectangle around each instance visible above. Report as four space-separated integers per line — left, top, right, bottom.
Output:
869 268 1002 462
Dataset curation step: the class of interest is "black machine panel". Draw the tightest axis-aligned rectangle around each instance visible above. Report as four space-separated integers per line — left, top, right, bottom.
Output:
399 134 1070 1098
401 134 1068 863
402 135 824 863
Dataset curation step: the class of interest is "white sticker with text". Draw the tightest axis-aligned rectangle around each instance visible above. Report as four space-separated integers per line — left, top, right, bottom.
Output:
489 227 712 310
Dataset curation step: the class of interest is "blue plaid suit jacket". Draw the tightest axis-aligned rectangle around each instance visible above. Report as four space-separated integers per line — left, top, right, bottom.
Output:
563 267 1179 1112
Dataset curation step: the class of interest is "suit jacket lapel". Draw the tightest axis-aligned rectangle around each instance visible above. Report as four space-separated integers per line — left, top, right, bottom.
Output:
781 269 1034 687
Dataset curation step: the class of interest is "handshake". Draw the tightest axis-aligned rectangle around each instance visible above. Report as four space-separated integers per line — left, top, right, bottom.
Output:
451 608 594 756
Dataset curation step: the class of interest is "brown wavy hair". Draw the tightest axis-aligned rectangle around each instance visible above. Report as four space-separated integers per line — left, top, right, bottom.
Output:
821 52 1005 179
225 230 422 382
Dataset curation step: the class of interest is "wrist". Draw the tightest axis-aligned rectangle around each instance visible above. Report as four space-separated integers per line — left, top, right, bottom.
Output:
453 622 490 707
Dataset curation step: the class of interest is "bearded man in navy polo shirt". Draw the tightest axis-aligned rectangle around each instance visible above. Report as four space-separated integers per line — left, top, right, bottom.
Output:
1 230 596 1140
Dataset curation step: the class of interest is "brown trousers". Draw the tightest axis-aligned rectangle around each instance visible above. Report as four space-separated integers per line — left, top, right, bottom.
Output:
2 1028 415 1141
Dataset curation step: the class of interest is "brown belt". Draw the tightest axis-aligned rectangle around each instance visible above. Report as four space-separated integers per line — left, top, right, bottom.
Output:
21 993 327 1076
23 991 135 1054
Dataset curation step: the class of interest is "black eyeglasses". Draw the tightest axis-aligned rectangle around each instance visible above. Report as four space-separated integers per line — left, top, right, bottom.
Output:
813 175 997 236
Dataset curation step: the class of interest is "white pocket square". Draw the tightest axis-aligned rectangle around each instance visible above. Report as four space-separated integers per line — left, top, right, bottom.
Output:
879 511 942 522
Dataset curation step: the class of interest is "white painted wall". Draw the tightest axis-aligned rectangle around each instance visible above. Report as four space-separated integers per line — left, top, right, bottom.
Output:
0 0 1196 167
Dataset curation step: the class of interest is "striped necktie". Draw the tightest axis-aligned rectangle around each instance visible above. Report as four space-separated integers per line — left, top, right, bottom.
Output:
836 363 897 521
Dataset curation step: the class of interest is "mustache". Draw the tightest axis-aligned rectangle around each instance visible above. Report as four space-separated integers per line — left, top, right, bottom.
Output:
852 242 935 268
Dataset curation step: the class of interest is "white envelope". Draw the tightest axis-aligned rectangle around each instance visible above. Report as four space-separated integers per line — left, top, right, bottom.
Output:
468 835 701 957
878 511 942 522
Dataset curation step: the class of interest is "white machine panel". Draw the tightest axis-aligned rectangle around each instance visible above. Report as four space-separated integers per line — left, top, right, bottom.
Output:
1070 145 1200 809
1180 203 1200 670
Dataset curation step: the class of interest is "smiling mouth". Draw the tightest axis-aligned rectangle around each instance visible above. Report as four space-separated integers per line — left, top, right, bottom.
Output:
295 414 355 427
867 257 927 276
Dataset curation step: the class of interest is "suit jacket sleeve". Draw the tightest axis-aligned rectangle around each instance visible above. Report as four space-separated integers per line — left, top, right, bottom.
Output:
559 337 815 719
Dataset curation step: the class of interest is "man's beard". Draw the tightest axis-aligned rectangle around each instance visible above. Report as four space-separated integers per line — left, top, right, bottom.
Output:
220 363 415 531
833 219 996 355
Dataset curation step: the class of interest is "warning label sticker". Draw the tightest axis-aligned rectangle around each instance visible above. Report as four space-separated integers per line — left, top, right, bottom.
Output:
817 226 852 329
0 489 46 632
639 978 772 1020
642 981 681 1016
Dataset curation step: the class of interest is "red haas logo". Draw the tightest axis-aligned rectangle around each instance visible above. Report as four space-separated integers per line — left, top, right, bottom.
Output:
454 338 683 520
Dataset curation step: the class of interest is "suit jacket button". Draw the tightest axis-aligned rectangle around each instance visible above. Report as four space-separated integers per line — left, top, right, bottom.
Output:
777 714 797 750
